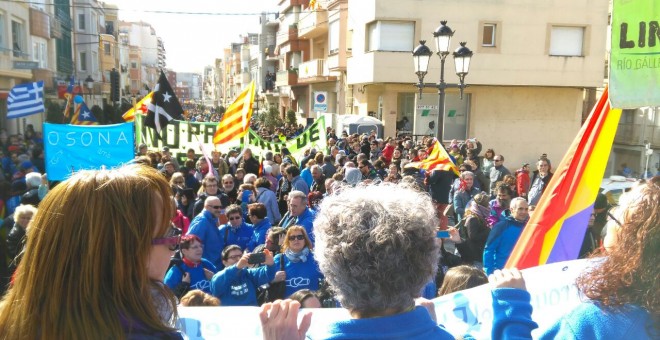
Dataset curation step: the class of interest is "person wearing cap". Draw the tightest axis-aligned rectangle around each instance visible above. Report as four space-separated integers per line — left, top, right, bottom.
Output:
516 163 531 199
160 146 180 171
136 143 148 157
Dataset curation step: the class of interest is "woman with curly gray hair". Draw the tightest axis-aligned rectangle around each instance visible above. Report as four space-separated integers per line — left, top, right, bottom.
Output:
311 183 452 339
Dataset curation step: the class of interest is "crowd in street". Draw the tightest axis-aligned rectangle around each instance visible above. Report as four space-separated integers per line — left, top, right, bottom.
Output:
0 124 657 339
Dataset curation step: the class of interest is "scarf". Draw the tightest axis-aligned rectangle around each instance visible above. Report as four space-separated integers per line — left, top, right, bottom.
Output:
468 201 491 221
285 247 310 263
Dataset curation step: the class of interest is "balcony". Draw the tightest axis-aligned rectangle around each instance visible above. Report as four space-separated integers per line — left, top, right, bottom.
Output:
276 70 298 87
298 59 336 83
298 9 328 39
278 0 306 12
276 25 298 46
326 54 346 71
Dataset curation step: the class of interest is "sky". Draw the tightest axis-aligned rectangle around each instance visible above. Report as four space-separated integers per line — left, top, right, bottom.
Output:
104 0 277 73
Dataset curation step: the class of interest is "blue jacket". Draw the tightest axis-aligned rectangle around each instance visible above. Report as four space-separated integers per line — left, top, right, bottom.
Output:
164 259 216 294
268 252 322 298
323 306 454 340
256 187 281 224
290 175 309 195
491 288 658 340
217 221 254 253
300 167 314 188
279 208 316 244
210 263 273 306
483 215 526 275
187 210 223 268
246 218 272 252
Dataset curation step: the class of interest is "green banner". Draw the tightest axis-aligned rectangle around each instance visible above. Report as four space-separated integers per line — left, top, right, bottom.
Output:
610 0 660 108
243 116 327 162
134 115 326 162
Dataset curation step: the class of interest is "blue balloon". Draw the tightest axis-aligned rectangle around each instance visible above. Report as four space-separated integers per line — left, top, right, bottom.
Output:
74 95 84 104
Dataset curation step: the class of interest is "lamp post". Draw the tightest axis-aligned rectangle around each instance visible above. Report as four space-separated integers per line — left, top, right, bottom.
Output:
413 21 473 141
85 75 94 105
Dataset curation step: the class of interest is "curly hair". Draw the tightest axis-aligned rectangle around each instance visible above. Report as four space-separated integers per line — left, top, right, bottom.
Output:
313 183 439 315
576 180 659 320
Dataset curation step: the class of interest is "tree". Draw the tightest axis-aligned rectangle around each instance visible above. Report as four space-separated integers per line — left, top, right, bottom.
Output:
263 107 285 130
286 109 297 126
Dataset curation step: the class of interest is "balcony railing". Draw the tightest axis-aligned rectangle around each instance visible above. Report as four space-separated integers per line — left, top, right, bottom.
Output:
275 69 298 87
298 59 326 78
276 25 298 46
298 8 328 39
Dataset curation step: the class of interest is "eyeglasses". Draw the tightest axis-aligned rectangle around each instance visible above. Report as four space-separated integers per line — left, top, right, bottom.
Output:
227 254 242 260
288 234 305 241
229 216 242 221
152 227 181 251
206 184 218 188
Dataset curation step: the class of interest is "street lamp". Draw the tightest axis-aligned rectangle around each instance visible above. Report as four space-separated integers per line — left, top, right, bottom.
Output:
85 75 94 103
413 21 473 141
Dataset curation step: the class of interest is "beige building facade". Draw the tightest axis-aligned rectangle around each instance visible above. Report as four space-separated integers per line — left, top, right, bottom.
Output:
345 0 609 168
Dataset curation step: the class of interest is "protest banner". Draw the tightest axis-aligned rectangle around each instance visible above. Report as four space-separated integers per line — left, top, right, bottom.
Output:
243 116 327 162
610 0 660 108
43 122 135 181
135 115 326 164
177 259 588 339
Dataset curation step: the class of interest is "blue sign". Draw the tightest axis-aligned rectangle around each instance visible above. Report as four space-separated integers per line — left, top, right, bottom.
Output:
44 122 135 181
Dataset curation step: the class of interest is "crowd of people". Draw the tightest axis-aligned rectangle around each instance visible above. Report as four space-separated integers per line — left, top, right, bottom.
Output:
0 123 656 339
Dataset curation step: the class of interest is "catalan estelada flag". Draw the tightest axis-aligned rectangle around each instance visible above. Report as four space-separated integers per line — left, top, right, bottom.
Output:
505 87 621 270
70 98 99 125
122 92 153 122
213 81 255 145
404 140 459 176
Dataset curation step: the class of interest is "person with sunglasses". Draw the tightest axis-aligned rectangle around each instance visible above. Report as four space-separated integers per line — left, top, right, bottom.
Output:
489 154 511 197
210 245 277 306
0 164 183 338
267 226 322 298
188 196 228 269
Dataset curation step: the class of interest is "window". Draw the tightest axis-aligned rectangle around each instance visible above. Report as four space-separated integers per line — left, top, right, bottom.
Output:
79 51 87 71
549 26 584 56
91 13 97 34
103 42 111 55
32 40 47 68
482 24 496 47
367 21 414 52
0 13 5 52
11 20 26 57
77 13 85 31
91 51 98 73
329 20 340 54
131 61 137 69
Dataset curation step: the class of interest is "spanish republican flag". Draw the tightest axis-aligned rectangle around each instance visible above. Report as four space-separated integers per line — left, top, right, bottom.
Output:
213 81 256 145
404 140 459 176
506 87 621 270
122 92 153 122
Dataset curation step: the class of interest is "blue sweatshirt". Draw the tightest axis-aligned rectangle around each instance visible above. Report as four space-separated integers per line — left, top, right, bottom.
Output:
268 252 322 298
483 216 526 274
491 288 658 340
246 218 271 252
163 259 216 294
217 221 254 252
210 263 273 306
323 306 454 340
187 210 223 268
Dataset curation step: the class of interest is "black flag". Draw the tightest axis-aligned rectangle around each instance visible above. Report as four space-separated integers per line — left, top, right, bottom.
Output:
145 70 184 138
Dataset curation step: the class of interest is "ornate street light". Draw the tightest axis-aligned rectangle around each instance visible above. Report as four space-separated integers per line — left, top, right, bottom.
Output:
412 21 473 141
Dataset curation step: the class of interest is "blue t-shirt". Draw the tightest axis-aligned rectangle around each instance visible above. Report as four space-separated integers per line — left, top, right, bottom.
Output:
164 259 217 294
268 252 322 298
210 263 273 306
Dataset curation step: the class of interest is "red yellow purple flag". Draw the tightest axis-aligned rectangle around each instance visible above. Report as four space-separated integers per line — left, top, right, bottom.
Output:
404 140 459 176
505 87 621 270
213 81 255 145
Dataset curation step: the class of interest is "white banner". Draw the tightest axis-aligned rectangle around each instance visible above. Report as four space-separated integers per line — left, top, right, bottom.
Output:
177 259 590 339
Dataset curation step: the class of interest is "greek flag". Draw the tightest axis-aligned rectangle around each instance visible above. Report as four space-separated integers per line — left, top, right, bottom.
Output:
7 81 45 119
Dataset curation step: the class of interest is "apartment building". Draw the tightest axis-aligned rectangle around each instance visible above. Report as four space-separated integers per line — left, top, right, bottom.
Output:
343 0 608 167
